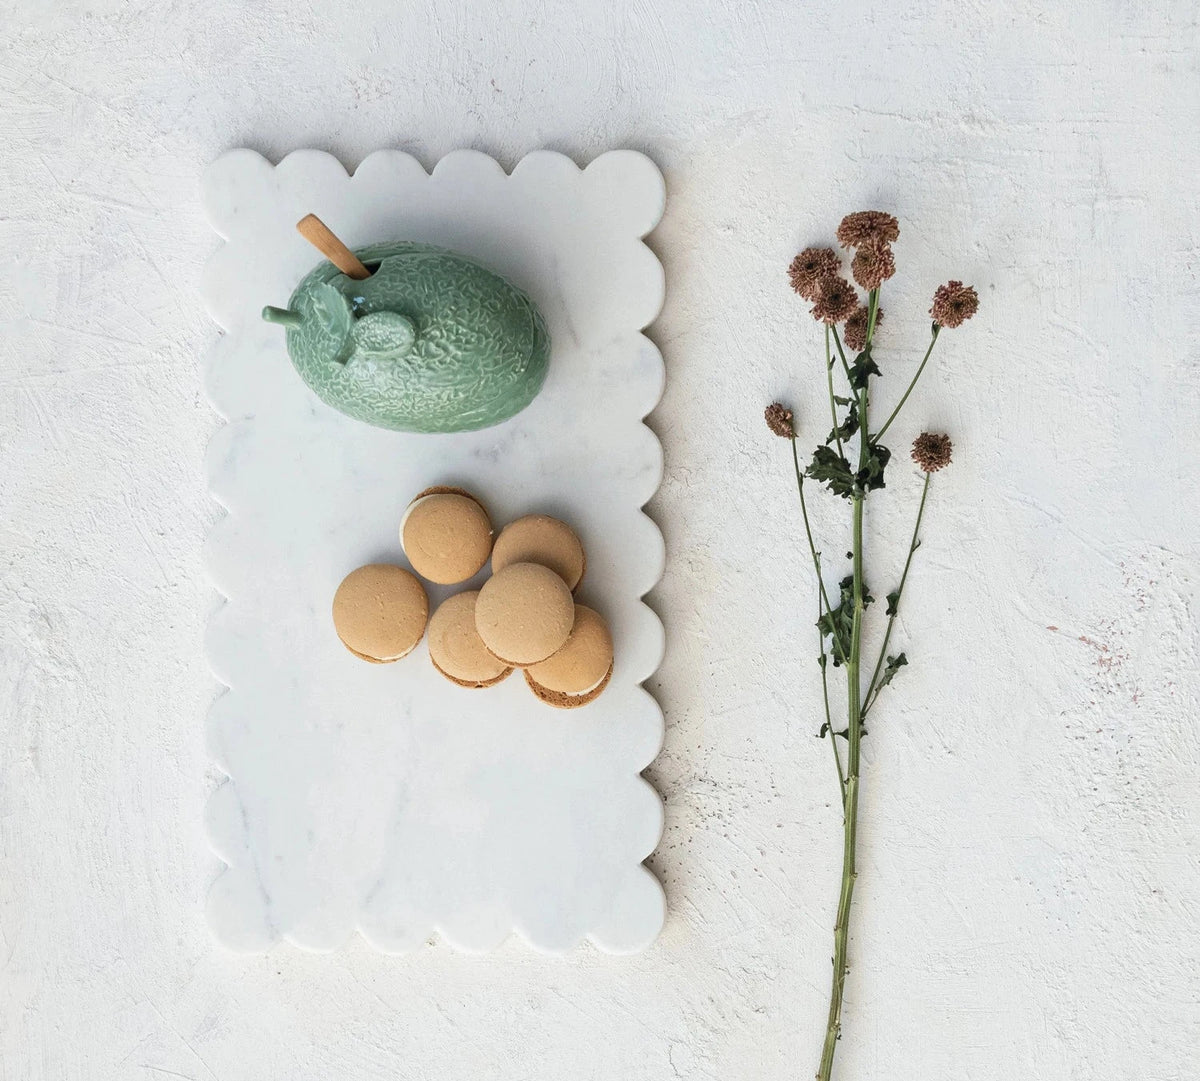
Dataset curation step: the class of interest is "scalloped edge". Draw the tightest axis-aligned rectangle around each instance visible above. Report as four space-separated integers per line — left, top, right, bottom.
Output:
201 147 668 955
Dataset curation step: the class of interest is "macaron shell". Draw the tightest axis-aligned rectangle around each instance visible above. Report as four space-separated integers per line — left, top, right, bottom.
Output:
523 605 614 696
332 563 429 663
427 591 513 687
474 562 576 666
491 514 586 591
344 644 390 665
525 661 613 709
431 656 513 688
401 489 493 585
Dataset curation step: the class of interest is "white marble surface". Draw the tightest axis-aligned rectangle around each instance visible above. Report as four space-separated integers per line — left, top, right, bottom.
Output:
3 2 1200 1079
202 148 667 953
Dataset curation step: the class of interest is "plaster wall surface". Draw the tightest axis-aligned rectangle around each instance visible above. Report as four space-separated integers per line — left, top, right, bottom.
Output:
2 2 1198 1078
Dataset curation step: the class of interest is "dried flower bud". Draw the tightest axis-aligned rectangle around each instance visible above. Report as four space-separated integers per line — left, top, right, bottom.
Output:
912 432 953 473
810 275 859 325
788 247 840 300
843 305 883 352
930 281 979 328
836 211 900 249
765 403 795 438
851 242 896 291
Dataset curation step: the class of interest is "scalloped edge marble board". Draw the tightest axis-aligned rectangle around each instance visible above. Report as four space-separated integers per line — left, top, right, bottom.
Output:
200 148 667 954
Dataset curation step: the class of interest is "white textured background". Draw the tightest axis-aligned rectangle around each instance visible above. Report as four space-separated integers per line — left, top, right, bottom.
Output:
2 1 1198 1079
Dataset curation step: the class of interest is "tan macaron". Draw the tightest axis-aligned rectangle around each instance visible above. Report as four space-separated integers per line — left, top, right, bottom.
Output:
400 487 493 585
474 562 575 666
427 591 512 688
524 605 614 708
332 563 429 663
491 514 586 591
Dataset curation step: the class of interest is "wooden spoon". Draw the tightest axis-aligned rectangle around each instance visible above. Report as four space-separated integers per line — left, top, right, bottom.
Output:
296 213 371 280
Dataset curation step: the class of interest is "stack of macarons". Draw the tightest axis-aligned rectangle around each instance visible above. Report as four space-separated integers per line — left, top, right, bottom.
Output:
331 486 613 708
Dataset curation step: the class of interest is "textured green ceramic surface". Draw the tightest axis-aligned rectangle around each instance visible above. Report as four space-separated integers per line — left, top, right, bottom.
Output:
263 242 551 433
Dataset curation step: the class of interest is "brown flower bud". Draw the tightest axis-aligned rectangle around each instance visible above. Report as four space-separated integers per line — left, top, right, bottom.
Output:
765 403 795 438
851 242 896 291
836 211 900 249
843 305 883 352
788 247 840 301
810 275 859 325
930 281 979 328
911 432 953 473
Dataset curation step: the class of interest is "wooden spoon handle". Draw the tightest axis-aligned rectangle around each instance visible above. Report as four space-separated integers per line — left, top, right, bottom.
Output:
296 214 371 280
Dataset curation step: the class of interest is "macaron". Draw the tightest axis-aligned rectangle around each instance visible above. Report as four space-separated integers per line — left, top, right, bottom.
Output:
491 514 586 591
427 591 512 688
332 563 428 663
474 562 575 666
524 605 614 708
400 487 493 585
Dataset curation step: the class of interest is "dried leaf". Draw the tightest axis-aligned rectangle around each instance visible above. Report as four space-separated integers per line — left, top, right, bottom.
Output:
877 652 908 691
807 446 856 499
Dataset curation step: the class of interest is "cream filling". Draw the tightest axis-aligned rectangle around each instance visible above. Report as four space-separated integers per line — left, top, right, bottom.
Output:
339 634 418 663
573 668 610 696
544 664 610 697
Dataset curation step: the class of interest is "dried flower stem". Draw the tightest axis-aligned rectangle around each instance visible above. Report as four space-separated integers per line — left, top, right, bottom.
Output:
820 490 865 1081
863 472 930 716
790 437 849 670
831 326 853 384
825 326 844 458
873 326 939 441
818 583 846 803
777 222 975 1080
817 302 878 1076
865 288 879 345
795 417 849 798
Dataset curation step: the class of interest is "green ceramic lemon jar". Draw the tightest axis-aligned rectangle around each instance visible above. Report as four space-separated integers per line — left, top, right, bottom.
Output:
263 242 551 434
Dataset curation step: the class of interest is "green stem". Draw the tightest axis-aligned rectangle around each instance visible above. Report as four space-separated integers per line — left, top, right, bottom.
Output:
819 762 859 1080
790 437 849 668
873 325 940 442
818 376 870 1081
863 472 930 715
797 431 846 801
865 288 879 346
818 588 846 804
825 326 844 458
831 325 854 385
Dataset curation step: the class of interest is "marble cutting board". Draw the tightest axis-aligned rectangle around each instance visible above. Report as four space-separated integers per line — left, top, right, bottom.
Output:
201 148 667 954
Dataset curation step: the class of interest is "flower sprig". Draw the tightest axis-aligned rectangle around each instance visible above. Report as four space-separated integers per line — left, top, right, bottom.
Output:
766 211 977 1081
